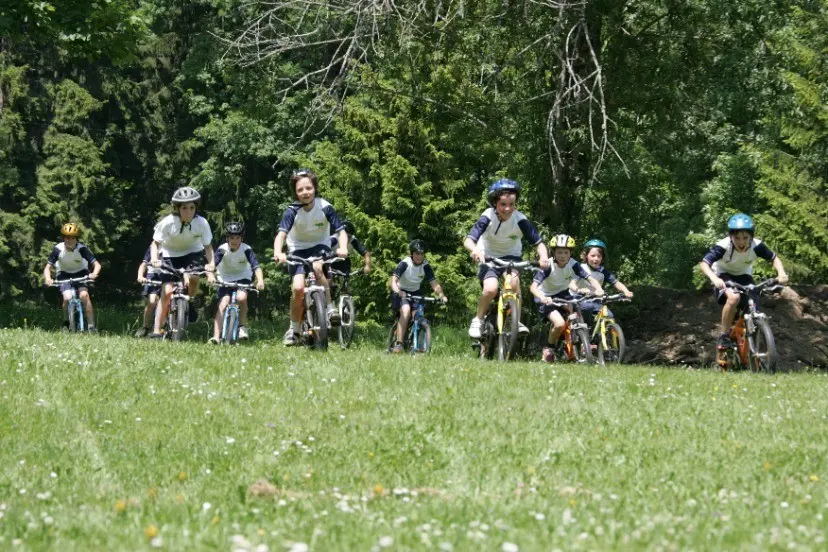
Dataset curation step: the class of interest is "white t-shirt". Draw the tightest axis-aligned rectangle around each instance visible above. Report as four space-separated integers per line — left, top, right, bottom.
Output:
533 258 589 295
153 214 213 257
215 243 259 282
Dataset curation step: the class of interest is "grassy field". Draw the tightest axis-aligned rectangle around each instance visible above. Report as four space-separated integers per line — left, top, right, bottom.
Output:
2 307 828 550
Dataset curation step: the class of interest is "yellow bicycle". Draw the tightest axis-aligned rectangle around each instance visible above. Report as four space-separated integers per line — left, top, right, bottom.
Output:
584 294 630 366
474 257 541 361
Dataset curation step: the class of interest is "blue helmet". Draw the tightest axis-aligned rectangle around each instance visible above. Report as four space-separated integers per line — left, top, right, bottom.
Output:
487 178 520 206
583 239 607 255
727 213 755 234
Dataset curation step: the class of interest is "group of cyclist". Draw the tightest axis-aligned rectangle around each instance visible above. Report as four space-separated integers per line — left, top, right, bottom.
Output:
42 169 789 361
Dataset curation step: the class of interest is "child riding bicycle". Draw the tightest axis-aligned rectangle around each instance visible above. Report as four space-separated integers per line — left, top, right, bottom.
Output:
329 219 372 275
42 223 102 332
530 234 604 363
135 245 162 337
698 213 788 351
389 239 448 354
273 169 348 346
206 222 265 344
149 186 214 339
570 239 633 324
464 178 549 339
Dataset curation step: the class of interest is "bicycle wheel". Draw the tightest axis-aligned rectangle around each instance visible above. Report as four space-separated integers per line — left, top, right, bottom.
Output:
417 320 432 354
309 290 328 351
597 322 626 366
223 307 239 345
338 296 355 349
479 317 497 360
748 318 778 374
571 327 594 364
171 298 188 341
497 298 520 362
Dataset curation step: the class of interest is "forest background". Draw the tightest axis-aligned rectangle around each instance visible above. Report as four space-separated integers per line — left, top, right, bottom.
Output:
1 0 826 321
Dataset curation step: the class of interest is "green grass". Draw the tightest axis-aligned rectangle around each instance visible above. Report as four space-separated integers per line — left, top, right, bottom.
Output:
1 314 828 550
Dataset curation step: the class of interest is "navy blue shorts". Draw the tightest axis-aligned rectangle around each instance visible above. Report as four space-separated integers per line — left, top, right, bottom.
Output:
56 271 90 294
537 290 574 319
288 244 332 278
160 252 206 283
477 255 523 283
573 293 612 322
142 283 161 298
391 290 420 316
715 273 757 306
218 278 252 301
329 257 352 276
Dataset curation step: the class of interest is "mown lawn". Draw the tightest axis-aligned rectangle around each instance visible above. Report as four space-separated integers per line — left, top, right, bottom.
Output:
1 320 827 550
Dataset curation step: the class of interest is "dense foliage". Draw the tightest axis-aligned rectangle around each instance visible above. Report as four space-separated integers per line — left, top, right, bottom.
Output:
1 0 825 314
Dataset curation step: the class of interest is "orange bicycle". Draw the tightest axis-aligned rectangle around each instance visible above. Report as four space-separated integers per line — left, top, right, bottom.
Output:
716 278 784 373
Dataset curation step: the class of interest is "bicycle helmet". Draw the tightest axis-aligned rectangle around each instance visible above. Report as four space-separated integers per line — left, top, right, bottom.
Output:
225 221 244 236
289 168 318 201
551 234 576 249
727 213 754 234
61 222 81 237
487 178 520 206
171 186 201 204
341 220 356 235
409 239 427 254
583 239 607 256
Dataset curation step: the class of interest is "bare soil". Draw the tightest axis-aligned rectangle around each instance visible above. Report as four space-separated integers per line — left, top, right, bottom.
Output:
616 285 828 370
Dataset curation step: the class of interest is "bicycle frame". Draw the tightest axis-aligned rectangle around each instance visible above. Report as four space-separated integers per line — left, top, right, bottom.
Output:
156 265 205 340
388 295 439 353
588 294 629 352
546 296 592 362
51 277 93 332
214 280 258 343
718 279 783 371
286 254 339 348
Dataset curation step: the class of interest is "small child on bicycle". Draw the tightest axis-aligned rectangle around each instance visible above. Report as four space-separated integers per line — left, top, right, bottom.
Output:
464 178 549 339
149 186 214 338
42 223 102 332
570 239 633 324
135 245 162 337
699 213 788 351
329 219 372 275
206 222 265 343
530 234 604 363
273 169 348 346
389 239 448 353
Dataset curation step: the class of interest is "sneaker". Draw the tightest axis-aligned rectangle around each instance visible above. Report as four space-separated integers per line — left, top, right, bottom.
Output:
391 342 404 354
518 322 530 334
717 333 732 350
327 305 341 326
134 327 149 338
87 326 97 334
238 326 249 340
283 328 299 346
207 337 219 345
149 332 165 339
188 307 198 323
61 321 70 333
468 317 483 339
542 346 556 363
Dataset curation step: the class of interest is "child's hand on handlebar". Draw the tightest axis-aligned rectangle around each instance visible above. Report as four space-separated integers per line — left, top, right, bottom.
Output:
541 296 553 305
274 252 287 264
471 250 485 264
256 280 265 291
712 276 725 290
440 295 448 304
336 247 348 258
624 290 634 298
777 273 789 285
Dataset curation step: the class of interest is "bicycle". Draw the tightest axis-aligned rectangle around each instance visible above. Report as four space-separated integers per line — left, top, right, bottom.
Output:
386 295 442 354
156 265 205 342
329 265 362 349
211 279 259 345
473 257 541 362
716 278 784 373
286 255 339 351
535 295 594 364
584 293 630 366
49 276 94 332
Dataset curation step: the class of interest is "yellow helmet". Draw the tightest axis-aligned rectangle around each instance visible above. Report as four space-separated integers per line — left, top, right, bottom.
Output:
551 234 576 249
61 223 81 237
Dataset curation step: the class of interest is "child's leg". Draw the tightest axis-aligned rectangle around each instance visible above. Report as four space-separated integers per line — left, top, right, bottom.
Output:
290 274 305 323
313 262 333 306
476 277 499 319
396 302 411 344
237 290 249 325
185 273 200 298
143 295 158 328
79 289 95 325
153 283 173 334
720 289 741 333
547 310 566 345
61 290 73 320
213 295 230 339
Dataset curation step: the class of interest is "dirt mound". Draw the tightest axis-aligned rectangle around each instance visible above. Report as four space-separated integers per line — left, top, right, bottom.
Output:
615 285 828 370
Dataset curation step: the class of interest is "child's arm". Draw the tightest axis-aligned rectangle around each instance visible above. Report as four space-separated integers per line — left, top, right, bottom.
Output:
43 263 54 286
530 281 551 304
137 261 147 283
586 276 604 296
463 237 485 263
335 229 348 258
362 251 372 274
89 260 102 280
203 245 215 273
698 260 725 289
613 281 633 298
150 241 161 268
254 267 265 290
273 232 287 263
429 280 448 303
773 256 789 285
534 241 549 269
390 274 406 298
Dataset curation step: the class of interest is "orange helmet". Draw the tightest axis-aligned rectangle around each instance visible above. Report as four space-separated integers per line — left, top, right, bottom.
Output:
61 223 81 237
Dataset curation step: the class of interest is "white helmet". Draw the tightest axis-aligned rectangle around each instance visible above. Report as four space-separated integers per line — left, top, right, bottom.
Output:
171 186 201 204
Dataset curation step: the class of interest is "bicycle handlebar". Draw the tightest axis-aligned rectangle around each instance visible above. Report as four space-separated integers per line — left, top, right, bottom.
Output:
285 255 341 268
482 257 543 272
724 278 784 295
156 265 207 278
211 280 260 292
546 296 582 307
50 276 94 286
329 268 363 278
405 295 443 304
592 293 631 304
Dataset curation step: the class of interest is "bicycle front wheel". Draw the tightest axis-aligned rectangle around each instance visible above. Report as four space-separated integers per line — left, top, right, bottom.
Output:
497 298 520 362
572 327 594 364
748 318 777 373
338 296 355 349
223 307 239 345
597 322 626 366
68 300 80 332
171 298 188 341
309 290 328 351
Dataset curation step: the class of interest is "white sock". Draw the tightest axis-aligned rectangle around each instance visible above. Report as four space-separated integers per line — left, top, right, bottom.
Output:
290 321 300 332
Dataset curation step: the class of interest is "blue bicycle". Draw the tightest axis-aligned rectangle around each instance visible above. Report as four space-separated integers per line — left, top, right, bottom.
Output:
50 276 93 332
386 295 441 354
212 279 259 345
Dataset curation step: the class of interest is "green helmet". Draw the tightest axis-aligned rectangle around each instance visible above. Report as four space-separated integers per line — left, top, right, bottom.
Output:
583 239 607 256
